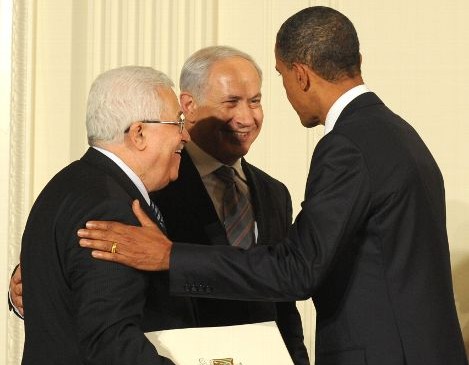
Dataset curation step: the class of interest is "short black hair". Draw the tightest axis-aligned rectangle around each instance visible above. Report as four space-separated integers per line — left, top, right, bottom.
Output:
276 6 361 81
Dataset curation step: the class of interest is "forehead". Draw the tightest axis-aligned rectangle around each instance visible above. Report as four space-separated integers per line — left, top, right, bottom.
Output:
205 57 261 94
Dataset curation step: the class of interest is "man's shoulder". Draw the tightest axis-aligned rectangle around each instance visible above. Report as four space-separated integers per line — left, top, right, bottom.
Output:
242 159 288 191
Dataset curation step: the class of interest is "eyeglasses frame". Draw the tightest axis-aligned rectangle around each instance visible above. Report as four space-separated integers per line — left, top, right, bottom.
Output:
124 116 185 134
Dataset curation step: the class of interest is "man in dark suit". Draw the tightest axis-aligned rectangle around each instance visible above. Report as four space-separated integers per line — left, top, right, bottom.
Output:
77 7 468 365
11 47 308 364
19 66 189 364
144 46 308 364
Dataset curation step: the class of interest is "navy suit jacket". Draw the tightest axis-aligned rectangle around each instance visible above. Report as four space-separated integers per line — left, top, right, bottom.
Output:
146 150 309 365
169 93 468 365
20 148 172 365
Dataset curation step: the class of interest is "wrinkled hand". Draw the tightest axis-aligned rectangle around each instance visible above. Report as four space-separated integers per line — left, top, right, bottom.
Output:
78 200 172 271
10 264 24 316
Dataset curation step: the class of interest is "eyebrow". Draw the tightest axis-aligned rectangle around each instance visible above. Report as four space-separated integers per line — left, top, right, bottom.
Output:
224 93 262 100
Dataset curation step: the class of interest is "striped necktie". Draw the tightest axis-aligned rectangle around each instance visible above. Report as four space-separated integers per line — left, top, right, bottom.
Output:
150 200 166 230
214 165 255 249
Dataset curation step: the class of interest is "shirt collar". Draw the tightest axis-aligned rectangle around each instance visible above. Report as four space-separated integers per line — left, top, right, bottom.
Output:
324 84 371 135
92 146 151 205
185 141 246 181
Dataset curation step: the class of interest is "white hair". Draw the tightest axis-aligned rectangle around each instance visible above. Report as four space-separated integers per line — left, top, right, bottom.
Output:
86 66 174 145
179 45 262 102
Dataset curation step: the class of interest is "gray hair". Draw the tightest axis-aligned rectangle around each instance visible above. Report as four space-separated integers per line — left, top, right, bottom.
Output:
276 6 361 81
180 45 262 102
86 66 174 145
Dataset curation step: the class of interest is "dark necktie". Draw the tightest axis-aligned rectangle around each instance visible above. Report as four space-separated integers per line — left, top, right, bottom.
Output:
214 165 255 249
150 200 166 230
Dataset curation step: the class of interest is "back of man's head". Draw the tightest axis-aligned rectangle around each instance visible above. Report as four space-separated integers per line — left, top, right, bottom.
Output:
276 6 361 82
86 66 174 146
179 45 262 103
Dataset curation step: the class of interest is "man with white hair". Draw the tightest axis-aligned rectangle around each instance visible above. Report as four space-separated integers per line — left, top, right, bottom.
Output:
19 66 188 364
74 7 467 364
11 47 308 364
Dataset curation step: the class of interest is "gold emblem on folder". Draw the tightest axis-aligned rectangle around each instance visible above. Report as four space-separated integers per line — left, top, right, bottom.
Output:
212 359 234 365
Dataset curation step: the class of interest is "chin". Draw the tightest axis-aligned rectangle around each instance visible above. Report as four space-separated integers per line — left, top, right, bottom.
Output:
301 117 321 128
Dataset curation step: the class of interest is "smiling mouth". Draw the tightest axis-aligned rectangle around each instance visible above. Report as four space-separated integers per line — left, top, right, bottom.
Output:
175 144 185 154
222 130 251 139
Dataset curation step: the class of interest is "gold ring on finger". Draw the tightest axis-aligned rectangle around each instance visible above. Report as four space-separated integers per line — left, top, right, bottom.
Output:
111 242 118 254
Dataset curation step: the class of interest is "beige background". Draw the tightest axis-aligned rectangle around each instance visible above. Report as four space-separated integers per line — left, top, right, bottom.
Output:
1 0 469 363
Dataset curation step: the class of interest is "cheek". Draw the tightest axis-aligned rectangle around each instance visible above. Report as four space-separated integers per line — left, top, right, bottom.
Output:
170 160 180 179
190 121 217 142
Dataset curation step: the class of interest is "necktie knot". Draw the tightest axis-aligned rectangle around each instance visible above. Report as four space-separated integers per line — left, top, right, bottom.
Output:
214 165 236 185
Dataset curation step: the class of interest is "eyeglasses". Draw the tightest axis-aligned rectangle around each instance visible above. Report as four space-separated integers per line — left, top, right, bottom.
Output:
124 115 185 134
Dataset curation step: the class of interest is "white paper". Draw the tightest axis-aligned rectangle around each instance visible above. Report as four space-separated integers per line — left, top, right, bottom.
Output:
145 321 294 365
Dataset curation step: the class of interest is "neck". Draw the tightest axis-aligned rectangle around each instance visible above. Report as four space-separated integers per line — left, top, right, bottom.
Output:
98 142 143 177
320 75 364 123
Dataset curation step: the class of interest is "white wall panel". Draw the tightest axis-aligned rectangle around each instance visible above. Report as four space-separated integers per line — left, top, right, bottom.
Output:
6 0 35 363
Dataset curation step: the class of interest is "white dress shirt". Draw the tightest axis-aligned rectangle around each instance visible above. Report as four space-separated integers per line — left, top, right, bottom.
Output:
324 84 371 135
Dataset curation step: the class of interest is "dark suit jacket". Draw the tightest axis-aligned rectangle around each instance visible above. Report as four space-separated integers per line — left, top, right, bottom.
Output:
146 150 309 365
170 93 468 365
20 148 172 365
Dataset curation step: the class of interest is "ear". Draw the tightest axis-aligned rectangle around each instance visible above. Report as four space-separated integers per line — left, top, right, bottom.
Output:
292 63 311 91
125 122 147 151
180 92 197 119
180 92 198 132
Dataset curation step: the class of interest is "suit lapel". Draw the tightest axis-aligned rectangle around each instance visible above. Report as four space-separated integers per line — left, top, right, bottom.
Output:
80 148 164 232
172 150 228 245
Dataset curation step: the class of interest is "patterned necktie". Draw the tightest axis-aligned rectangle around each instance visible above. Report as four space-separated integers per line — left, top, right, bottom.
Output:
214 165 255 249
150 200 166 230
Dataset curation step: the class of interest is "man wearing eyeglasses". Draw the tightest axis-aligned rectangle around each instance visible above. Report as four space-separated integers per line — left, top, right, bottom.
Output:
73 7 467 365
10 47 309 365
17 66 188 364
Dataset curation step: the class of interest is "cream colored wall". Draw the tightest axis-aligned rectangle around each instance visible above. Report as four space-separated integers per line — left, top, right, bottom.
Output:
2 0 469 363
1 0 13 364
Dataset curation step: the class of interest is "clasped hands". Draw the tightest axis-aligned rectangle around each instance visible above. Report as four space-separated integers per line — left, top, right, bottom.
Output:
77 200 172 271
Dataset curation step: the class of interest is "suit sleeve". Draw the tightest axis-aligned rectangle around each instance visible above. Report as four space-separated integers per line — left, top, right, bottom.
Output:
62 200 173 365
169 133 371 301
